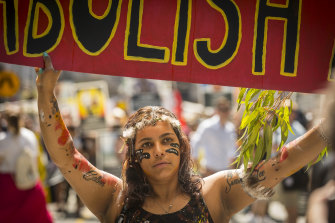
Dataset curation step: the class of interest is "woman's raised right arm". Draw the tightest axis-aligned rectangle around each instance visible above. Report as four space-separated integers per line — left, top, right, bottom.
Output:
36 53 122 221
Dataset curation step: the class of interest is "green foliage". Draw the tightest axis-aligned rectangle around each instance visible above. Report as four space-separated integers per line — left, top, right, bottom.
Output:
235 88 328 172
306 146 328 170
235 88 293 172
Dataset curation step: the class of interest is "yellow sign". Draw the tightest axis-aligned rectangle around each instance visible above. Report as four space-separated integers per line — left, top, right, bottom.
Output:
0 71 20 97
77 88 105 119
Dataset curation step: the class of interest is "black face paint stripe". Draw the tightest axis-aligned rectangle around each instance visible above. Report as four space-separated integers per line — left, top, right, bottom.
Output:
170 143 180 148
142 153 150 159
166 148 179 156
135 149 150 162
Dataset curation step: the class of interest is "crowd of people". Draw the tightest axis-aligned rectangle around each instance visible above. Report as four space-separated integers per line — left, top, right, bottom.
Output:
0 54 334 223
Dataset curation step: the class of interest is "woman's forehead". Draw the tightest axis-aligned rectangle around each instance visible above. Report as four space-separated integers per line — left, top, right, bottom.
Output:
135 121 176 140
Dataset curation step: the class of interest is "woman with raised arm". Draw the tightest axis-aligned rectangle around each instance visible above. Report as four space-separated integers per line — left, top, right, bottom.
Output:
36 53 332 223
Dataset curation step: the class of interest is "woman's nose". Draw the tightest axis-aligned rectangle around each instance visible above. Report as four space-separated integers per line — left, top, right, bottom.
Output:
153 144 165 157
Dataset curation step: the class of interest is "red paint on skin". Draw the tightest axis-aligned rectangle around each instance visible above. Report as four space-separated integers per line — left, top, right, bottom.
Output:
58 129 70 145
101 174 118 186
280 147 289 162
55 120 70 146
72 150 91 173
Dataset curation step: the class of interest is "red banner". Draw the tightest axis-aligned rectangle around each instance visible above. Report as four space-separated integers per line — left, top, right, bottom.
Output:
0 0 334 93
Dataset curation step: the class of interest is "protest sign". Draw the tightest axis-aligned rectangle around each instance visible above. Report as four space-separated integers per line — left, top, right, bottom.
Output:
0 0 334 92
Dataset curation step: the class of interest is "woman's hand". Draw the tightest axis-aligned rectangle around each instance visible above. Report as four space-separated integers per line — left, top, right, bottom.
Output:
35 53 61 95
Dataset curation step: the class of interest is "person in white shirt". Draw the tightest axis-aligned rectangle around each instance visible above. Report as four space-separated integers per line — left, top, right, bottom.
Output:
0 110 52 223
191 97 237 176
0 118 38 174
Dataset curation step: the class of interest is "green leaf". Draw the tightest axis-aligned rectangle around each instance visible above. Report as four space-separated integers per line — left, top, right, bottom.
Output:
243 155 249 171
284 105 290 117
258 90 268 100
240 114 250 129
262 93 270 107
264 123 273 160
237 88 247 111
279 121 288 149
287 122 294 135
245 89 261 105
248 123 261 143
251 135 265 171
307 146 328 169
245 110 259 127
245 102 254 112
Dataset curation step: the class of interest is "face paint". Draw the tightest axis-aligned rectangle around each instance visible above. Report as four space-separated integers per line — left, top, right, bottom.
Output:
166 143 180 156
166 148 179 156
170 143 180 149
135 149 151 162
280 147 289 163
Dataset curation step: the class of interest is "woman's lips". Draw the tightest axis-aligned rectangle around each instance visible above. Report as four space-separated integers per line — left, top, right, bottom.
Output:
153 161 170 167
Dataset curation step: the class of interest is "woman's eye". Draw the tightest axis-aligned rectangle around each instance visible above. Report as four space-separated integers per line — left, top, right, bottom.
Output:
162 137 173 144
141 142 153 148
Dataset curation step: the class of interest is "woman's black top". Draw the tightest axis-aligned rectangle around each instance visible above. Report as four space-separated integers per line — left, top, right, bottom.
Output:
115 195 214 223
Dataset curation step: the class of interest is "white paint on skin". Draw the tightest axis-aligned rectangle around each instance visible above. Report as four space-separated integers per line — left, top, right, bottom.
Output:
39 111 45 123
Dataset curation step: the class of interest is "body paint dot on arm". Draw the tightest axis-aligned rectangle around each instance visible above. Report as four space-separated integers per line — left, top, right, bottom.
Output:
280 147 289 163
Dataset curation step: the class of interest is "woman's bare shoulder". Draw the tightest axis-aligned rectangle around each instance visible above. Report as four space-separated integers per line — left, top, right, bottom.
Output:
201 170 240 221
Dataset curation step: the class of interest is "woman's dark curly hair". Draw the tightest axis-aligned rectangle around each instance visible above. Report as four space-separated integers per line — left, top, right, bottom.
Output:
120 106 202 209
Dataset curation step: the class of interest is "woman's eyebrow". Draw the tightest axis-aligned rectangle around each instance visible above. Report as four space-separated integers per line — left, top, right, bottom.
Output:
138 137 152 143
159 133 174 139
